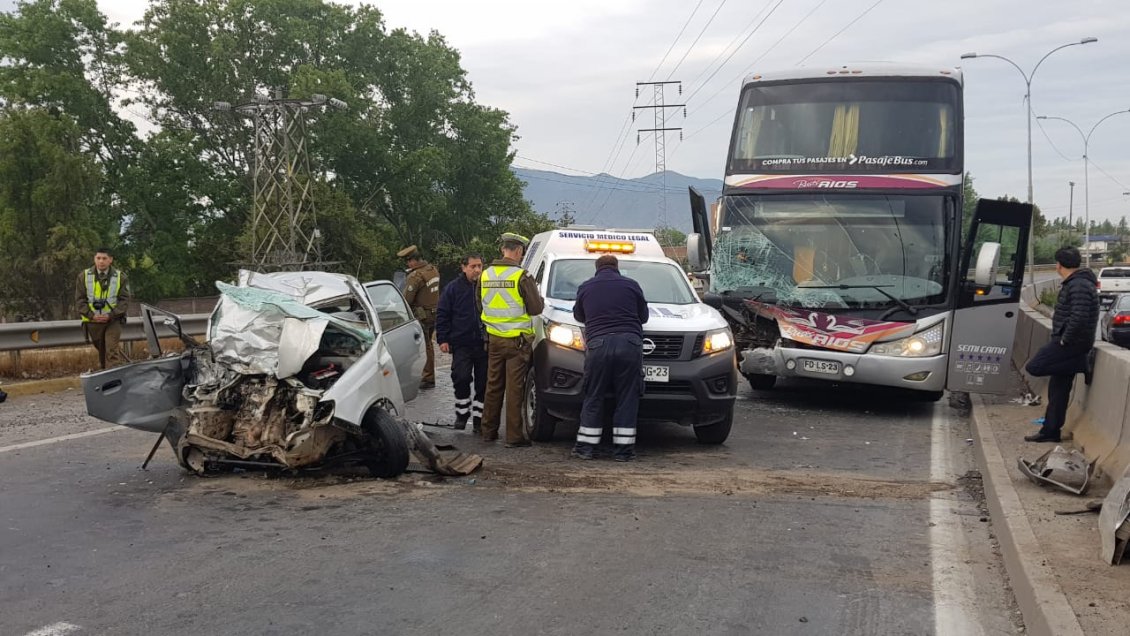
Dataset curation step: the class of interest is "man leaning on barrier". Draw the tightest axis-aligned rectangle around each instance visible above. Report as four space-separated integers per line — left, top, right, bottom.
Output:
1023 246 1099 443
76 247 130 369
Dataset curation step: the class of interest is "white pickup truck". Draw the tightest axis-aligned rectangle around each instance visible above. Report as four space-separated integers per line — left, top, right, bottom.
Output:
1098 267 1130 310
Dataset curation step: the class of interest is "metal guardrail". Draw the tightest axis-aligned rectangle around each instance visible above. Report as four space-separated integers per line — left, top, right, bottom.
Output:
0 314 211 353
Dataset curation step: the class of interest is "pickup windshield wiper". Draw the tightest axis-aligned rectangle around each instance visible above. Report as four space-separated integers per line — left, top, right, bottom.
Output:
799 284 919 319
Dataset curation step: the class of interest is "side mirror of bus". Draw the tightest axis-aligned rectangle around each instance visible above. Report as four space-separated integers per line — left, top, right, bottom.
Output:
687 233 709 272
974 242 1002 287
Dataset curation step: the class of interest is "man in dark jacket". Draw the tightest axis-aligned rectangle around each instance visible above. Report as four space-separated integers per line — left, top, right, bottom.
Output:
436 253 486 431
572 255 649 461
1024 246 1099 442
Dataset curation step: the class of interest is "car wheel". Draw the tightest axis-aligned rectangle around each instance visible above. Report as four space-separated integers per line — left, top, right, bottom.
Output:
523 368 558 442
362 407 410 479
694 409 733 444
746 373 777 390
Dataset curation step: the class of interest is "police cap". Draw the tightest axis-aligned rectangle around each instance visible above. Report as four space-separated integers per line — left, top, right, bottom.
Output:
396 245 419 259
499 232 530 248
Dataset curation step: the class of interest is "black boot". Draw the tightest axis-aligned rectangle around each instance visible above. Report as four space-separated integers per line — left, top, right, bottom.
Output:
453 414 469 431
613 444 636 462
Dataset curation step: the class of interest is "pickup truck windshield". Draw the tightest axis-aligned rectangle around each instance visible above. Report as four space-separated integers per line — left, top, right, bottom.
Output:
548 259 697 305
711 193 951 308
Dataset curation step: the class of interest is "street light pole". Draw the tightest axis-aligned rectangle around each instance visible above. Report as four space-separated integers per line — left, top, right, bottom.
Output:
1038 109 1130 268
961 38 1098 284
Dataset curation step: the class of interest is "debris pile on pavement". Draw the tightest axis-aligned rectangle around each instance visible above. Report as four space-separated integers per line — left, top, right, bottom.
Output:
1017 445 1095 496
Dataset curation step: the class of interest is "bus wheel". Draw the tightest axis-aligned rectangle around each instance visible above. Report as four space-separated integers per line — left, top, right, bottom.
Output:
523 368 558 442
745 373 777 391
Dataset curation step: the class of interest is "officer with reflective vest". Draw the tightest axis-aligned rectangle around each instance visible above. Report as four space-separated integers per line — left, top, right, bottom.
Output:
398 245 441 389
75 247 129 369
479 233 544 446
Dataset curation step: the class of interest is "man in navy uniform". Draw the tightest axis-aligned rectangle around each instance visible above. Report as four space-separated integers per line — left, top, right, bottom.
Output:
571 254 649 461
436 253 487 432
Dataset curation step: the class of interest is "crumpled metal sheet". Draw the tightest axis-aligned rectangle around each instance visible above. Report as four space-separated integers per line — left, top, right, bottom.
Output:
739 347 778 375
238 269 357 307
210 282 372 377
1100 466 1130 564
1017 445 1095 496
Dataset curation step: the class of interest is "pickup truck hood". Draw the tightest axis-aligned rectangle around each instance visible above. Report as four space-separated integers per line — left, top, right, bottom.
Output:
543 299 728 332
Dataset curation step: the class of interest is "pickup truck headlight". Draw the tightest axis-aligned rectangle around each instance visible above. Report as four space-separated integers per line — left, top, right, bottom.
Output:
701 327 734 355
547 321 585 351
870 323 944 357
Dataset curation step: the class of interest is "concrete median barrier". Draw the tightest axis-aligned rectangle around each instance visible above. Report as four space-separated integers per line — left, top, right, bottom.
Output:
1015 303 1130 484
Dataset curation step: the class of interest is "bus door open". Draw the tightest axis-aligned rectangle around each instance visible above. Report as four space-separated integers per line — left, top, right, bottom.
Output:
946 198 1032 394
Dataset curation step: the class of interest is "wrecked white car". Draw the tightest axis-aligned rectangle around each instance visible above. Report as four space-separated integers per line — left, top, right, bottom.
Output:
82 271 428 478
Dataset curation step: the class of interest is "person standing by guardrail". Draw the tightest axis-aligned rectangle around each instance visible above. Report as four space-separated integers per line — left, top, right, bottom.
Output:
1024 246 1098 443
75 247 129 369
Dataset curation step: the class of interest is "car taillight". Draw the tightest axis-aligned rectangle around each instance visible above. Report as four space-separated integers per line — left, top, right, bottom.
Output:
1096 280 1102 288
1114 314 1130 326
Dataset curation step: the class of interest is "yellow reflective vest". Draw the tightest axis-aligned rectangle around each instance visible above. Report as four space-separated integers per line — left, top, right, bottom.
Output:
480 265 533 338
82 268 121 323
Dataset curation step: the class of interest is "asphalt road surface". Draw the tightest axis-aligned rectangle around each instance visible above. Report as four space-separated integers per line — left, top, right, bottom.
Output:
1 376 1021 635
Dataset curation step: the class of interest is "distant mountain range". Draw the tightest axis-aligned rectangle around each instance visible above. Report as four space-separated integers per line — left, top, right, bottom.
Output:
512 167 723 233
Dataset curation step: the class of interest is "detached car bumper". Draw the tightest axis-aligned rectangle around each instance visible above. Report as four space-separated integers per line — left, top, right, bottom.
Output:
533 341 737 427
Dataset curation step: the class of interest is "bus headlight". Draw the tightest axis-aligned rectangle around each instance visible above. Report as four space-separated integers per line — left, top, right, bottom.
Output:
701 328 734 355
870 323 944 358
547 321 585 351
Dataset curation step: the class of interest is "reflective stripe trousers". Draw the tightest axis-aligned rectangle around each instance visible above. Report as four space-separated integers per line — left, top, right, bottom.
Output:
575 333 643 453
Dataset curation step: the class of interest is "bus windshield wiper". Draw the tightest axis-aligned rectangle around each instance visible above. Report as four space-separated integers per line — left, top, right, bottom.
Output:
799 284 919 318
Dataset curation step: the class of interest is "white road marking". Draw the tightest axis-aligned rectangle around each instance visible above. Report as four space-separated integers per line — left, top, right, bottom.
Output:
23 622 81 636
929 402 985 636
0 426 123 455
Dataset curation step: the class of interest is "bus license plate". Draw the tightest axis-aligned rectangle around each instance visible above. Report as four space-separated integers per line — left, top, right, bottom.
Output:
801 359 841 375
643 365 670 383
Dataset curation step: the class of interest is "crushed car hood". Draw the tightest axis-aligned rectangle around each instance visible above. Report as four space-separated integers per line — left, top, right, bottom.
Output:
238 270 363 307
211 282 374 378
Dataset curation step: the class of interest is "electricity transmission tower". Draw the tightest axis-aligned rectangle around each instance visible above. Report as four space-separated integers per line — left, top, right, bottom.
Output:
555 200 577 228
633 80 684 230
214 90 347 271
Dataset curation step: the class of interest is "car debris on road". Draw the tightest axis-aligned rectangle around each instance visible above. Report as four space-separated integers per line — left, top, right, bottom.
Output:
1017 445 1095 496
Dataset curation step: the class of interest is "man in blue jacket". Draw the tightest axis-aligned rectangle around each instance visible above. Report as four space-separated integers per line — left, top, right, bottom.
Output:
436 253 487 431
572 254 649 461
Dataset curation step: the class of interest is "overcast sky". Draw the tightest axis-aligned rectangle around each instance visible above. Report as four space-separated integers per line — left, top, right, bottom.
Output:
5 0 1130 224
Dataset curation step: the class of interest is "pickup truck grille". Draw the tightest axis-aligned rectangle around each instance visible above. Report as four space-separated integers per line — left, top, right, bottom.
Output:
642 334 684 360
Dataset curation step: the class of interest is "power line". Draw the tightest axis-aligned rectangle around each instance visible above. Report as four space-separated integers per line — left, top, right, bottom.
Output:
1034 117 1078 163
681 0 774 95
689 0 831 115
684 0 786 104
796 0 885 66
1091 160 1130 190
665 0 730 81
649 0 707 81
580 107 639 213
514 154 605 175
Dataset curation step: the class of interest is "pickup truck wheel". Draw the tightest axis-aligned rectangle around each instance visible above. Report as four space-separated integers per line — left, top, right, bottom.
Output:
361 407 410 479
745 373 777 390
523 368 558 442
694 410 733 444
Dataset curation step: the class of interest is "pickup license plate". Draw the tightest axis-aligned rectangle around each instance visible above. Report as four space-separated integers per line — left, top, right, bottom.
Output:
643 365 670 383
801 359 841 375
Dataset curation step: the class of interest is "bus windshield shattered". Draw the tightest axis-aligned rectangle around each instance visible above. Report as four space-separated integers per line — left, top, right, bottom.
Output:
711 193 953 314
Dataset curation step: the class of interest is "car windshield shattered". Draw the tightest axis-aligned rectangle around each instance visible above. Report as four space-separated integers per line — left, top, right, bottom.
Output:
710 194 952 309
82 270 440 478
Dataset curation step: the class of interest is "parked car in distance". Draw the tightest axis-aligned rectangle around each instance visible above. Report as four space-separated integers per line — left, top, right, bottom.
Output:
1101 293 1130 347
1097 267 1130 310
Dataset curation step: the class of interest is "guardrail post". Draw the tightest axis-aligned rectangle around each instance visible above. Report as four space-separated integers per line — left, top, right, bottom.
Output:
7 350 20 376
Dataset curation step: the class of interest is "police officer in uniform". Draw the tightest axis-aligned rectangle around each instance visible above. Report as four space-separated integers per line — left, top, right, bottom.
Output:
479 233 544 446
398 245 441 388
76 247 130 369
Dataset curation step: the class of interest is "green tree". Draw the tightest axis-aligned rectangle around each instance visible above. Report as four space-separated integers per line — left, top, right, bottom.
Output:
126 0 535 284
654 225 687 247
0 108 103 318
